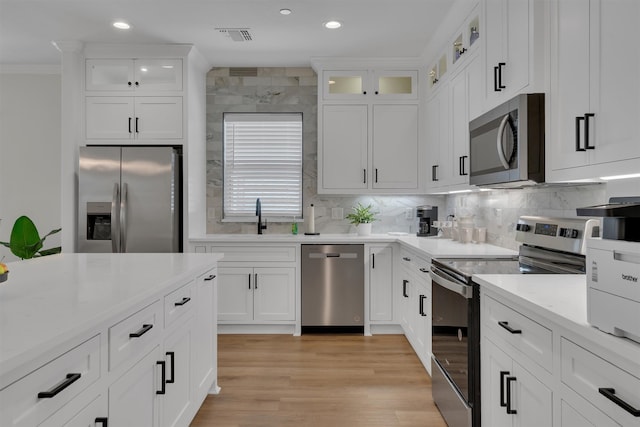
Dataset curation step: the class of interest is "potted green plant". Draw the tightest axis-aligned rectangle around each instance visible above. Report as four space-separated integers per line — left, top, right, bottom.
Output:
346 203 378 236
0 215 61 260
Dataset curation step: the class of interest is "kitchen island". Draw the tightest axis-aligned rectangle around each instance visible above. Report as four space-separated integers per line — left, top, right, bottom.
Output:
0 252 222 427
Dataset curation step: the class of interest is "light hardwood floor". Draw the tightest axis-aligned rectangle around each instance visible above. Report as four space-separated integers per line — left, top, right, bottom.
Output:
191 334 448 427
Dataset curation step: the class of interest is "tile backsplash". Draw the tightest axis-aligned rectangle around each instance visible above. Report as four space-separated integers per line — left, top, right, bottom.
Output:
205 67 607 249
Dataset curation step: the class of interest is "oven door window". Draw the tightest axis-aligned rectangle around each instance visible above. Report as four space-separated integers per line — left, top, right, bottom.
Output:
470 111 518 176
432 279 470 401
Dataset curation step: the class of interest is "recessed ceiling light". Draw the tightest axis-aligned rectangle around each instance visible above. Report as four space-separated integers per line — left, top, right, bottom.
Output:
324 20 342 29
280 8 292 15
113 21 130 30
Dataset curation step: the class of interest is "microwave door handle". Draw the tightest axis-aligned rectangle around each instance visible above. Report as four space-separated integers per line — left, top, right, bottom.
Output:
497 114 511 170
111 183 120 253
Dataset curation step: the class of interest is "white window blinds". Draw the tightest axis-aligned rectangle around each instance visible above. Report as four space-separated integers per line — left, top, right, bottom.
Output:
223 113 303 219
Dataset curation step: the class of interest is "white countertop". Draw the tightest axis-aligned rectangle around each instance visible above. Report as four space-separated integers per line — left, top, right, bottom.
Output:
0 253 222 383
191 233 518 259
474 274 640 365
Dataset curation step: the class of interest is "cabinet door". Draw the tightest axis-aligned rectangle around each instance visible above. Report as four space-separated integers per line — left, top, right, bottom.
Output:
560 398 620 427
589 0 640 167
369 245 393 321
322 70 369 99
163 322 193 427
86 96 134 140
482 339 513 427
468 52 484 121
450 67 470 186
253 267 296 321
373 70 418 100
86 59 134 91
511 362 552 427
109 346 160 427
218 267 253 321
399 275 413 336
372 104 418 189
413 280 430 361
134 59 183 91
484 0 506 107
192 271 216 398
134 97 183 140
39 394 108 427
321 105 368 190
427 87 451 188
550 0 591 171
425 92 442 189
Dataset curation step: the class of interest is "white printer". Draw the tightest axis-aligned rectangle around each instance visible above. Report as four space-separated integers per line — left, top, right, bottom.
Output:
578 197 640 344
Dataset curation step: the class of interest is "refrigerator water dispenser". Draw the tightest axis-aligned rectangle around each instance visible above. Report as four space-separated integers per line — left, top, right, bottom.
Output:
86 202 112 240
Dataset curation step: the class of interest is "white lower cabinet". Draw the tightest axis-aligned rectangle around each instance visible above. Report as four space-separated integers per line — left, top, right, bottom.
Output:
369 244 394 322
218 267 296 322
109 345 162 427
192 271 218 398
162 320 193 427
59 394 108 427
482 337 553 427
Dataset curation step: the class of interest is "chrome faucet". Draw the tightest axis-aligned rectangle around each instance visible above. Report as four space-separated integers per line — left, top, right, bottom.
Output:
256 198 267 234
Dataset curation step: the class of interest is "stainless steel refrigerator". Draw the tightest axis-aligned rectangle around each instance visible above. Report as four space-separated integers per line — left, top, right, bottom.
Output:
78 146 182 253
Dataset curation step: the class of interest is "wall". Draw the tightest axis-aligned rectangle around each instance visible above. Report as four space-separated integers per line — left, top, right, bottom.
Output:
0 71 62 261
445 184 607 250
205 67 445 235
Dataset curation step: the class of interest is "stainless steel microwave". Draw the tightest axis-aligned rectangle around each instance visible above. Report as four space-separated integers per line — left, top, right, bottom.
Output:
469 93 545 187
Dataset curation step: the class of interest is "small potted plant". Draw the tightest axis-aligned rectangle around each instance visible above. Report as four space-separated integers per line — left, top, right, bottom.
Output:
346 203 378 236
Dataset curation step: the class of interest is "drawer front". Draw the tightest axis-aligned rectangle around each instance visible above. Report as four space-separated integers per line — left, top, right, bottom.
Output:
213 245 296 262
561 338 640 425
0 335 101 427
109 301 161 373
164 280 195 328
483 295 553 372
399 248 430 276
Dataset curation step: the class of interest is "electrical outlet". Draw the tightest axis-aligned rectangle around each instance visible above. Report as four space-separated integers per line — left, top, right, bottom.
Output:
331 207 343 220
405 208 413 219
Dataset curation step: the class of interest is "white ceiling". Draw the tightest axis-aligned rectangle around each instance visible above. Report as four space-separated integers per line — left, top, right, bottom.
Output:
0 0 455 67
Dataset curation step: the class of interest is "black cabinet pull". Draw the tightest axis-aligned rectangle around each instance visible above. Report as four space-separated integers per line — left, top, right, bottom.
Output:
460 48 467 55
166 351 175 384
460 155 468 176
494 66 500 92
248 273 251 289
402 280 408 298
174 297 191 306
363 91 367 95
128 117 132 134
498 62 506 90
419 268 429 273
575 116 586 151
129 324 153 338
375 168 378 183
599 387 640 417
432 165 439 182
95 417 108 427
204 274 216 281
37 373 81 398
254 273 258 289
402 257 411 262
127 81 132 86
419 295 427 316
156 361 166 394
135 81 139 87
363 169 367 184
135 117 139 133
372 253 375 269
375 91 379 95
498 321 522 334
506 376 517 414
500 371 509 407
584 113 595 149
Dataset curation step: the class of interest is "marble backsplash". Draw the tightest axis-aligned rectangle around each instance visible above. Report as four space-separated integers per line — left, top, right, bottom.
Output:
205 67 607 249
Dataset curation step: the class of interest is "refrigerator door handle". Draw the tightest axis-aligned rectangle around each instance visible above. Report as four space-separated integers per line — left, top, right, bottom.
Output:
120 182 128 253
111 183 120 253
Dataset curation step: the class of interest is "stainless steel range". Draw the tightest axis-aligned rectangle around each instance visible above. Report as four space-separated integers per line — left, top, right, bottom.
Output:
429 216 600 427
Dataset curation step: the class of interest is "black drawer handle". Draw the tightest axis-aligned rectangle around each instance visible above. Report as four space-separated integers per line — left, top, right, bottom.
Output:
174 297 191 306
157 360 166 394
402 257 411 262
95 417 108 426
506 376 517 414
129 324 153 338
500 371 509 407
599 388 640 417
204 274 216 281
38 373 82 398
498 321 522 334
402 280 408 298
419 295 427 316
419 268 429 273
166 351 175 384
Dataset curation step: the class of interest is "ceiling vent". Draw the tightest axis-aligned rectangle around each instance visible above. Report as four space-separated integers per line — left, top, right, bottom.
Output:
216 28 253 42
229 67 258 77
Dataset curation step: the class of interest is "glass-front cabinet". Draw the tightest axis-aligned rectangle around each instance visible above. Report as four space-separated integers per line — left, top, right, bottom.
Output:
428 53 448 90
323 69 417 100
86 58 183 92
451 8 480 67
322 70 369 99
373 70 418 99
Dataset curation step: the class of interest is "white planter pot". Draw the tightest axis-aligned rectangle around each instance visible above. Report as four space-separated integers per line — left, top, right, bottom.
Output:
356 223 372 236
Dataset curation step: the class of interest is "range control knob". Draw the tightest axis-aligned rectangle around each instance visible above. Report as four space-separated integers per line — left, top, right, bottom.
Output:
516 223 531 232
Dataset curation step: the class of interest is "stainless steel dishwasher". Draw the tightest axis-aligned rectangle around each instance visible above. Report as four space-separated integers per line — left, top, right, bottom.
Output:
301 244 364 333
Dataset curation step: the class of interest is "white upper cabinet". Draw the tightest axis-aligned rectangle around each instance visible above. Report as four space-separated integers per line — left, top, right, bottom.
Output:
373 70 419 100
322 70 369 99
86 59 183 92
482 0 544 111
322 69 418 100
549 0 640 181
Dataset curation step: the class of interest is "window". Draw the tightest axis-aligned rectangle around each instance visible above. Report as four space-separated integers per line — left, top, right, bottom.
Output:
223 113 303 220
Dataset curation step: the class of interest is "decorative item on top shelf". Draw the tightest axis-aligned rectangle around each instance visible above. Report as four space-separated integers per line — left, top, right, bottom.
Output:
346 203 378 236
0 257 8 282
0 215 61 260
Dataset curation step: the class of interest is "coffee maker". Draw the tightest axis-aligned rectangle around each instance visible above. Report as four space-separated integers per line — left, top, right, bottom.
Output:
416 206 438 237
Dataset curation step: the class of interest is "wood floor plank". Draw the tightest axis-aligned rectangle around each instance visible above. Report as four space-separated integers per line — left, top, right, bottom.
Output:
191 334 448 427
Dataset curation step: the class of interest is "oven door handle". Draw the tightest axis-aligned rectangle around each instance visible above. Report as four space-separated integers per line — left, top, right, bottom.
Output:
429 269 472 299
